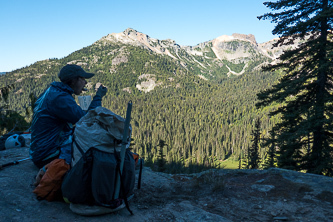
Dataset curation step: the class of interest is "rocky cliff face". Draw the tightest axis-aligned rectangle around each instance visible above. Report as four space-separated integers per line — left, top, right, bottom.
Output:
210 34 260 63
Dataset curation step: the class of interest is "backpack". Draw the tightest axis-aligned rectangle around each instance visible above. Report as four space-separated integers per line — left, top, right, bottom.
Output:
61 107 135 214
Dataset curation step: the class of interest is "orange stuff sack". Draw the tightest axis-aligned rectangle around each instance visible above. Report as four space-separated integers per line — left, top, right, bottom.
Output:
33 159 70 201
132 152 139 166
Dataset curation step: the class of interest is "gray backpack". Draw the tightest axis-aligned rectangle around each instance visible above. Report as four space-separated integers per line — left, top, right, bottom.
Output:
61 107 135 213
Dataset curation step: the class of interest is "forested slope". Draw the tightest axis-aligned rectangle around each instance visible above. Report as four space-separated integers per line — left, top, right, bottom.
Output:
0 32 281 172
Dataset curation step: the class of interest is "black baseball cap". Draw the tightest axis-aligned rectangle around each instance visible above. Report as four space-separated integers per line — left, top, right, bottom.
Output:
58 64 94 82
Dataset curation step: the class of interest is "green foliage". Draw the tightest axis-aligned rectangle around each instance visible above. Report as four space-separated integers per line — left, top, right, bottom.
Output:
247 118 261 169
222 60 246 73
0 84 30 135
156 139 167 172
257 0 333 176
204 45 216 58
262 129 277 169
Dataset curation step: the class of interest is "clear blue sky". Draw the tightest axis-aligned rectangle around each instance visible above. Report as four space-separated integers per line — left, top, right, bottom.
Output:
0 0 277 72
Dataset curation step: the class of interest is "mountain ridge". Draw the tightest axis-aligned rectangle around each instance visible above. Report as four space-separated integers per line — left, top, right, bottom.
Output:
93 28 296 83
90 28 256 84
99 28 285 60
103 28 266 47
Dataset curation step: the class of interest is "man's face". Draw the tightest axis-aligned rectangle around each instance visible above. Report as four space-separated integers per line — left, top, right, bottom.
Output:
72 77 87 95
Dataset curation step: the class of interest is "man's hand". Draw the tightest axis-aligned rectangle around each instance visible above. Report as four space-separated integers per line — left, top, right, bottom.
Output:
96 85 107 98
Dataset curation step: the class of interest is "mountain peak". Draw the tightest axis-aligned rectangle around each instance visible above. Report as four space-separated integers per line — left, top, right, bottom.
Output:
123 28 141 37
100 28 153 46
124 27 138 33
232 33 257 44
213 33 257 45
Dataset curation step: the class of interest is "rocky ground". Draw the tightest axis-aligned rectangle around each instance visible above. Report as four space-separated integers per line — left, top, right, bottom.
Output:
1 147 333 222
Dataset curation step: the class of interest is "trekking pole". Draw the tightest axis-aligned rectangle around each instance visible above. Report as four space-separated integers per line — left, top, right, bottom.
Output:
114 101 132 199
0 157 30 170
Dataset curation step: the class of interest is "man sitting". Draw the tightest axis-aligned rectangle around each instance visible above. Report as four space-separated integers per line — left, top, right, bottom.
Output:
29 64 107 168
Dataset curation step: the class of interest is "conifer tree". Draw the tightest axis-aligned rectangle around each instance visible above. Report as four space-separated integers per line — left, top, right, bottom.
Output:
0 84 29 135
248 118 261 169
238 155 242 169
0 84 13 134
241 148 250 169
156 139 167 172
256 0 333 176
263 129 276 169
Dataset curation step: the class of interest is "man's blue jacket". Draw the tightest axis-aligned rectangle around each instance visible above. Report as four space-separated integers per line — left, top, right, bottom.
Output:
29 81 102 167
